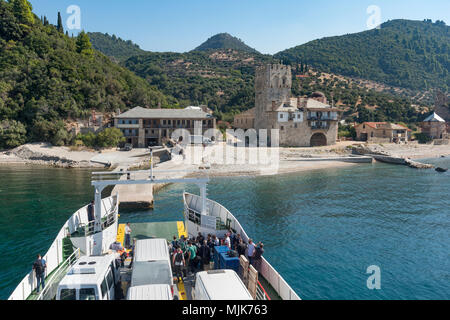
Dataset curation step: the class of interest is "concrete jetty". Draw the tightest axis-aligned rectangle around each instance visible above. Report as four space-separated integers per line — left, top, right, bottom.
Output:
110 153 197 209
368 154 434 169
286 155 373 163
111 166 154 209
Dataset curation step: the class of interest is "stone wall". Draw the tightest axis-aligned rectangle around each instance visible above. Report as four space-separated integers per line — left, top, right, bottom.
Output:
420 122 447 140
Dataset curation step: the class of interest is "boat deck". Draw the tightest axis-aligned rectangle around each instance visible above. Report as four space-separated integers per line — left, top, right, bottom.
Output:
116 221 193 300
117 221 280 300
27 220 279 300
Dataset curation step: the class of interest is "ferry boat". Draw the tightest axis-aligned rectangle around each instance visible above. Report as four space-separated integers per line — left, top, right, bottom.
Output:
8 171 300 301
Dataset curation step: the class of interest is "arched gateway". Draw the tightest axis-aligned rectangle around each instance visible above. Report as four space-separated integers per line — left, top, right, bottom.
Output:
310 133 327 147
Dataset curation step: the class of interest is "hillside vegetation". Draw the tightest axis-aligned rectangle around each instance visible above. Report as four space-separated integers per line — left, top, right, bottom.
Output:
0 0 169 148
123 50 275 121
275 19 449 92
290 67 425 123
89 22 447 124
88 32 145 61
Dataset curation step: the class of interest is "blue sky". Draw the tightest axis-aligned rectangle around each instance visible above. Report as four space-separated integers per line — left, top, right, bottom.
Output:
29 0 450 54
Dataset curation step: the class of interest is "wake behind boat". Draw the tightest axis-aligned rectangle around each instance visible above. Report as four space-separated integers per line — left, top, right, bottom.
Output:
8 171 300 301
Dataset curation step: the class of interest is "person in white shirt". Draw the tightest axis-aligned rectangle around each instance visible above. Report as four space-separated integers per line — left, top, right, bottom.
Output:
247 239 255 264
224 233 231 249
125 223 132 249
213 235 219 246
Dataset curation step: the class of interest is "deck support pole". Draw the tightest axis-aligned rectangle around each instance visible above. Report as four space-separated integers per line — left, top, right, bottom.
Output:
91 186 104 256
94 186 103 233
199 183 207 215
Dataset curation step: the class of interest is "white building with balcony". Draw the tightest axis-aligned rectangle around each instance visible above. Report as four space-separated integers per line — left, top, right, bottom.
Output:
114 106 216 148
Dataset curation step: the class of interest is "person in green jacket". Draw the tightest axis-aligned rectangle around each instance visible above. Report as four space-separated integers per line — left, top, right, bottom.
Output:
187 241 197 274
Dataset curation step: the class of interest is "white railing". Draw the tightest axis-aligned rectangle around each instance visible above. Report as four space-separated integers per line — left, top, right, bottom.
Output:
8 195 118 300
184 193 301 300
36 248 81 300
255 281 269 300
260 257 301 300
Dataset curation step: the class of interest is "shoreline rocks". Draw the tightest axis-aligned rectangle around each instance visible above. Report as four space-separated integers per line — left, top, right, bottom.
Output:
2 144 103 168
404 159 434 169
352 144 435 169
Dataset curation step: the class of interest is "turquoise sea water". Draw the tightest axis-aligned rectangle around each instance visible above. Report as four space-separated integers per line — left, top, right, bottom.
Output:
1 159 449 300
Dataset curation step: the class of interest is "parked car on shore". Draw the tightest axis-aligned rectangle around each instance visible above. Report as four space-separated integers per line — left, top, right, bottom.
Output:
120 143 133 151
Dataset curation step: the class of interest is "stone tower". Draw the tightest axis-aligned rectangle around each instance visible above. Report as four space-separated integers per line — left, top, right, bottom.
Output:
435 90 450 122
255 64 292 130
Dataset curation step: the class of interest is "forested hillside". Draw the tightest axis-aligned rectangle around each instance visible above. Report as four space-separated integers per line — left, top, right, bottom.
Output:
0 0 169 148
275 19 449 92
88 32 145 61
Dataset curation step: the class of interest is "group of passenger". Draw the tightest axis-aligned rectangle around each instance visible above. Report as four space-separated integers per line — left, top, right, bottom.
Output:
169 230 265 283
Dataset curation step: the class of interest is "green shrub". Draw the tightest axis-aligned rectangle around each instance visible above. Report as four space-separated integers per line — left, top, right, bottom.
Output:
95 128 125 148
415 132 432 144
77 128 125 148
0 120 27 149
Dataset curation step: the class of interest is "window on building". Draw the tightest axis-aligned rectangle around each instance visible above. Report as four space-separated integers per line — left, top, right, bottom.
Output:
281 126 284 131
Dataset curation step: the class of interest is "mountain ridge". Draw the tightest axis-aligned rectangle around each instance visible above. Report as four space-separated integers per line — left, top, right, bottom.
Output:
193 32 260 54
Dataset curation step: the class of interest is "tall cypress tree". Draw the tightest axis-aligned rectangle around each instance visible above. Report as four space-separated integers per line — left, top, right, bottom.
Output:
57 11 63 33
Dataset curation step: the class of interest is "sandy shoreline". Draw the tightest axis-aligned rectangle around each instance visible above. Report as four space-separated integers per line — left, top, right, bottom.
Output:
1 142 449 176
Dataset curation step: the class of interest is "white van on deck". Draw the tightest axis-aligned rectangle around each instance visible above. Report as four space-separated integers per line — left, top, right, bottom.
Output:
56 254 120 300
128 238 174 297
126 284 173 300
193 270 253 300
